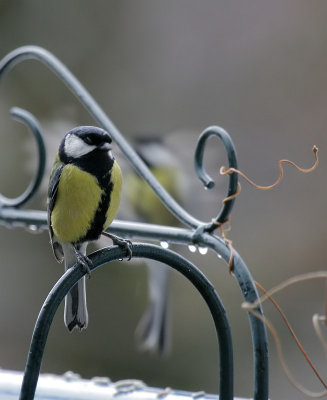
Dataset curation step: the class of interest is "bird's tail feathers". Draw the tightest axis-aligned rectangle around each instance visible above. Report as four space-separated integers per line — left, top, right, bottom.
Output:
64 277 88 331
62 243 89 331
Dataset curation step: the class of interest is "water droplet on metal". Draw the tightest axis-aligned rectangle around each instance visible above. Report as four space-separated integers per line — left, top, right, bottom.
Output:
160 241 169 249
188 245 197 253
26 224 42 234
199 247 208 255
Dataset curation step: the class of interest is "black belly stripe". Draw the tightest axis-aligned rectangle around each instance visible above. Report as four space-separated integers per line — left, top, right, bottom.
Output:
69 150 115 244
77 172 113 243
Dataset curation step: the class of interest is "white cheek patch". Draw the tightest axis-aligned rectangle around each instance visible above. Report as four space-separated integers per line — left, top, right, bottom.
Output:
64 134 96 158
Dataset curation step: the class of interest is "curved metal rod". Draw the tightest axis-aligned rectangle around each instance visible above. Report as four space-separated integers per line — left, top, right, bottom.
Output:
0 107 46 208
198 233 269 400
194 126 238 226
19 243 234 400
0 47 267 399
0 204 268 399
0 46 203 228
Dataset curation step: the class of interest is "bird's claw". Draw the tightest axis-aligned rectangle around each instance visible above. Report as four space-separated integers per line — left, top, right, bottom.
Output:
102 232 133 260
74 249 93 277
113 237 133 261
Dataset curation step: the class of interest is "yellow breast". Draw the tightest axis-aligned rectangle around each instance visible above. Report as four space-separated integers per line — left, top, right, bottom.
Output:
51 164 104 243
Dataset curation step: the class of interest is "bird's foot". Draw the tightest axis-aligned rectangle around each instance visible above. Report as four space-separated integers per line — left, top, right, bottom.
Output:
73 248 93 277
102 231 133 260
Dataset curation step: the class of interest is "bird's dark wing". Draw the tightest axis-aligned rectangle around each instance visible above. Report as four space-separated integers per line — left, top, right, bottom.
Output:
47 163 65 263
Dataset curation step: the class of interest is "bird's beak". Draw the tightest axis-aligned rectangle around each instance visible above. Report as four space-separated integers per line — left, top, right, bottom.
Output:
99 142 112 151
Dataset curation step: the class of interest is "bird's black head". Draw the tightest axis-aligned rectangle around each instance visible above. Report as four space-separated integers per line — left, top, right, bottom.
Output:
59 126 113 164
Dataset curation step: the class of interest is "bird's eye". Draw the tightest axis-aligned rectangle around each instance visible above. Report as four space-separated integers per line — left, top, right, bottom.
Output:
84 136 93 145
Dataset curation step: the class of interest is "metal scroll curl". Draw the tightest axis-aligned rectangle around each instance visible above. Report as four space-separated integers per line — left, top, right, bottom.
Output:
0 107 46 208
0 46 269 400
19 243 234 400
194 126 238 228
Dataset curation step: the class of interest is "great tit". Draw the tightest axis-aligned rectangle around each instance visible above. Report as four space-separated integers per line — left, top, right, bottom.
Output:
47 126 123 331
126 136 183 354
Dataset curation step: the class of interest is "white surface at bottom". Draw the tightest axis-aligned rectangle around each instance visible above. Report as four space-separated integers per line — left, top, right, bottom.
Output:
0 369 251 400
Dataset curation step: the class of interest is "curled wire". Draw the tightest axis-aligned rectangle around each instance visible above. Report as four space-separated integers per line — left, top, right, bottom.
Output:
0 107 46 208
220 145 318 191
243 272 327 398
244 307 327 398
212 145 318 273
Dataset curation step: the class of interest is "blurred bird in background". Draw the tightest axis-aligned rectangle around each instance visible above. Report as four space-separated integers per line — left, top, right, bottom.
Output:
125 136 184 354
47 126 127 331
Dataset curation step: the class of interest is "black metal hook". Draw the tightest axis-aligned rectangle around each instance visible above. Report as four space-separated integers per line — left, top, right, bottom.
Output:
0 47 269 400
0 107 46 208
19 243 234 400
194 126 238 227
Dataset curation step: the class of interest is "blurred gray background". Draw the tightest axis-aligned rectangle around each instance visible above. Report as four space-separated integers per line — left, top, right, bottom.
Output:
0 1 327 399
